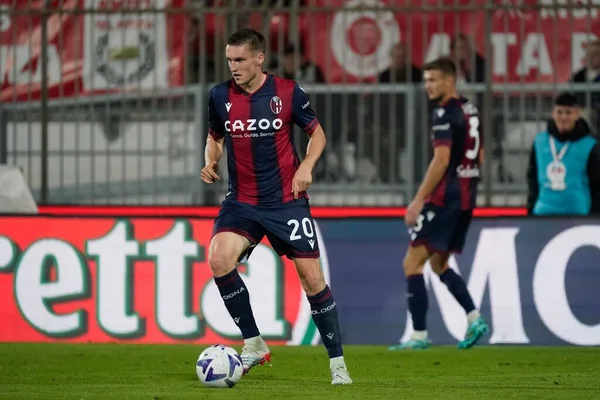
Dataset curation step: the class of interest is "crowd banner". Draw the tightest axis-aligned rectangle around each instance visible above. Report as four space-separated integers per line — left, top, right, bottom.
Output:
302 0 600 83
0 0 186 102
3 0 600 99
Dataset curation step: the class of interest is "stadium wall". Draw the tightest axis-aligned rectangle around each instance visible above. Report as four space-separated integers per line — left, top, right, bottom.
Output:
0 207 598 347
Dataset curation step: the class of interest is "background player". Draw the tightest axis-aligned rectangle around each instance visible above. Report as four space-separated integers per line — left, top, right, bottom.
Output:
389 57 489 351
200 28 352 385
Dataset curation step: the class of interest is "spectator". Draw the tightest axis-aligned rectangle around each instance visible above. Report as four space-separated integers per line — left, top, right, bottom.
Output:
526 92 600 216
270 43 326 83
372 44 420 183
378 43 421 83
450 33 485 83
571 40 600 134
571 40 600 82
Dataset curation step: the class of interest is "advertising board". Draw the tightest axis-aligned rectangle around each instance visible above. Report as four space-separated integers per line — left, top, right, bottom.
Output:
1 209 597 346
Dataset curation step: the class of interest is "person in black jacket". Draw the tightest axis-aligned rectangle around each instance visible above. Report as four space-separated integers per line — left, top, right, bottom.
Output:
526 93 600 215
570 40 600 134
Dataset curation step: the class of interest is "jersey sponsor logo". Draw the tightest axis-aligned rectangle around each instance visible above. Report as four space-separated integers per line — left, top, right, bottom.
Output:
224 118 283 134
462 102 478 116
432 123 450 131
302 100 310 110
270 96 283 114
456 164 480 178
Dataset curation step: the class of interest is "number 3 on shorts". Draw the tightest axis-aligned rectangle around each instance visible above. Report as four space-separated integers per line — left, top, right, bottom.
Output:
409 210 436 240
287 218 315 241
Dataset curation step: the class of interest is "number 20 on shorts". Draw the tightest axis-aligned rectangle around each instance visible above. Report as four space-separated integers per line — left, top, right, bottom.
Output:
287 218 315 241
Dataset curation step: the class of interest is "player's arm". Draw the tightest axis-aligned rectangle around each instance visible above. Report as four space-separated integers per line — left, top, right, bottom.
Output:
413 118 452 203
478 112 485 164
290 83 325 197
303 124 326 170
201 90 225 184
205 136 224 166
291 83 322 144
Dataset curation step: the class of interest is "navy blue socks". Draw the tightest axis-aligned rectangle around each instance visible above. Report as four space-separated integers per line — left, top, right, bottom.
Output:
214 268 260 339
439 268 476 314
307 285 343 358
407 274 428 332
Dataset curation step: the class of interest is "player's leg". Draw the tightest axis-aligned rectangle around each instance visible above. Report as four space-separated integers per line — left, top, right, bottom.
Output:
210 205 270 373
390 204 460 350
388 244 432 350
429 253 480 324
430 211 488 349
293 257 351 385
262 200 352 385
209 232 261 340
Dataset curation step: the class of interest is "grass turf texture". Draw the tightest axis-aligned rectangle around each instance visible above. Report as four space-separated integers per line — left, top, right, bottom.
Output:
0 344 599 399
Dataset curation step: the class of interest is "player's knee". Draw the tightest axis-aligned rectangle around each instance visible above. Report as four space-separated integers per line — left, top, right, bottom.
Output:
431 263 448 276
403 255 424 276
295 258 325 295
403 246 429 276
208 250 236 277
429 253 450 276
208 232 250 277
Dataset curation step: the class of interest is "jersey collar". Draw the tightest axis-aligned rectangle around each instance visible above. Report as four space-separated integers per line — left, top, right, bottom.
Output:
231 72 271 97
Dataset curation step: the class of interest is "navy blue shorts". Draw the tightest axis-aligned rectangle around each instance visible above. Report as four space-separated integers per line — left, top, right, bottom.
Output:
408 203 473 254
212 197 320 261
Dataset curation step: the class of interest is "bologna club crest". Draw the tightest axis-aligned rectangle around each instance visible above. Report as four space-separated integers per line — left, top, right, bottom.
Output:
270 96 283 114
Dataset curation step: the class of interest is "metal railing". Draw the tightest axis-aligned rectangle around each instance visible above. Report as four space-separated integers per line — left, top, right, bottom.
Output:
3 82 600 205
0 1 599 206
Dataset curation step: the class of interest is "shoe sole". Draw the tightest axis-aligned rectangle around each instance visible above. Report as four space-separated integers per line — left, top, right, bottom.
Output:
242 353 271 375
389 346 428 351
388 343 430 351
458 325 489 349
332 380 353 385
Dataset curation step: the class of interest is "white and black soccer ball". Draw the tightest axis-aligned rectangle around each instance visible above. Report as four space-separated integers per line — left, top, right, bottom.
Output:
196 345 244 388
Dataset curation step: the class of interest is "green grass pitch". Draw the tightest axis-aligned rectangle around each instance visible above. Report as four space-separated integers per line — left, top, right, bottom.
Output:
1 344 599 399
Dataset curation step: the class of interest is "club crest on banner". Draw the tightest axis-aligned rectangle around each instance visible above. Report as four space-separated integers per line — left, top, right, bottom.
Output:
83 0 170 90
95 33 156 86
329 0 400 78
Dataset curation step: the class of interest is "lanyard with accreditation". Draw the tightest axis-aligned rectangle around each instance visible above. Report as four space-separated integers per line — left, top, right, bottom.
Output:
546 136 568 191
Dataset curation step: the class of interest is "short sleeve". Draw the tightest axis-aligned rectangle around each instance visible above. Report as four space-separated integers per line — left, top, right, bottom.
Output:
208 89 224 140
292 83 319 135
431 110 453 148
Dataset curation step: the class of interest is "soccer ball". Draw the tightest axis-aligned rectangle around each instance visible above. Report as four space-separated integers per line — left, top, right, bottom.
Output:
196 345 244 388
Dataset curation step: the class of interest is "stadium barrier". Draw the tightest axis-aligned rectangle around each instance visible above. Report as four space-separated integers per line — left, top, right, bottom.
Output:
3 82 600 208
1 207 598 347
1 2 600 207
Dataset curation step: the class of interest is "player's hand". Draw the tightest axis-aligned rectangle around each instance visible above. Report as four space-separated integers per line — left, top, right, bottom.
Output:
292 162 313 199
405 198 424 227
201 161 220 184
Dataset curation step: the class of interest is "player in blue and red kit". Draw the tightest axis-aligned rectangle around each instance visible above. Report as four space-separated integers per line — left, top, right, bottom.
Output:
389 57 489 351
200 28 352 385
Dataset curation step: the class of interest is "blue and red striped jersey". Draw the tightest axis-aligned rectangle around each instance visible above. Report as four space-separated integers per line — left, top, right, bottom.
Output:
208 73 319 206
427 96 482 210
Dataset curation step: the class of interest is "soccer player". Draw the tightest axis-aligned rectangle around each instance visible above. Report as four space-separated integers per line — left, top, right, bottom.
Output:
389 57 489 350
200 28 352 385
